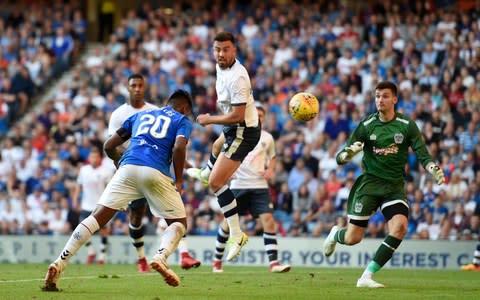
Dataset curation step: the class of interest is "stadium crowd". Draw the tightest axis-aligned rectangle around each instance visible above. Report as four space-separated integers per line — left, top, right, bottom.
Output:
0 0 479 243
0 0 86 135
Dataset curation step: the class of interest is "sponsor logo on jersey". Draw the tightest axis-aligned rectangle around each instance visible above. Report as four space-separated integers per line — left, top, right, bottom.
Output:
369 134 376 140
373 143 399 156
139 138 159 150
394 133 404 144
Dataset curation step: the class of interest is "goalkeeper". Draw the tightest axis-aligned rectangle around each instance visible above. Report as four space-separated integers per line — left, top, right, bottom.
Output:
323 81 445 288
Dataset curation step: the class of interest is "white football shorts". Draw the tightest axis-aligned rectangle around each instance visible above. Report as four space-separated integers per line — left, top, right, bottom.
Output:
98 164 186 219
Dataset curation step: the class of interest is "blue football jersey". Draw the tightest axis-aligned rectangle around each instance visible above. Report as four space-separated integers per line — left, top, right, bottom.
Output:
119 106 192 177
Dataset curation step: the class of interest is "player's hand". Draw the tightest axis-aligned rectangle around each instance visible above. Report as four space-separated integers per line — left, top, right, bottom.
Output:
175 181 184 195
345 141 364 156
426 163 445 185
339 141 363 163
196 113 211 126
263 169 273 181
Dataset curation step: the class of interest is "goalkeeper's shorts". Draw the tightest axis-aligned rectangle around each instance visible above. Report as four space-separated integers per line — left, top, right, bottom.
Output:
347 174 408 223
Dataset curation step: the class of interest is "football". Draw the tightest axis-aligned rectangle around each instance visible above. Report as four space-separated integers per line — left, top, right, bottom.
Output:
288 92 319 122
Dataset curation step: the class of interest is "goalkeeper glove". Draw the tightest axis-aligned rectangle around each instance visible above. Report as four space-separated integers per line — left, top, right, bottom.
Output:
338 141 363 163
426 162 445 185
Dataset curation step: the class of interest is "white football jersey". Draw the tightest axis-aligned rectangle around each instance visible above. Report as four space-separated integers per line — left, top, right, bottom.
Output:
216 60 258 127
104 101 158 171
230 130 274 189
108 101 158 136
77 164 113 211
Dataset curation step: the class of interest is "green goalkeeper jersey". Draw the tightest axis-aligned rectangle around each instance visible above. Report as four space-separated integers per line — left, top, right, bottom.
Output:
337 112 433 184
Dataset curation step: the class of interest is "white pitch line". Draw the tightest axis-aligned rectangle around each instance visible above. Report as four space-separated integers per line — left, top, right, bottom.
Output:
0 273 157 284
0 271 260 284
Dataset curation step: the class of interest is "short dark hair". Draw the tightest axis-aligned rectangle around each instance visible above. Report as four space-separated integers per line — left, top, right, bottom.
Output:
214 31 235 45
127 73 144 83
375 81 397 96
167 89 193 110
89 146 103 157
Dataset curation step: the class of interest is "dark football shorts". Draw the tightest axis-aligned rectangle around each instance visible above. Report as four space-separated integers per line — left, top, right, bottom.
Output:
232 188 273 218
222 124 260 161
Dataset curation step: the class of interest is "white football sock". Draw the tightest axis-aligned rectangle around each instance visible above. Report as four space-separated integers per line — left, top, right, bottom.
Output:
361 269 373 279
178 238 188 254
55 216 100 265
155 222 186 259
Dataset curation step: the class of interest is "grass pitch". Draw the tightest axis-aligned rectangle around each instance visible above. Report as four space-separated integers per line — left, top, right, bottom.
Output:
0 264 479 300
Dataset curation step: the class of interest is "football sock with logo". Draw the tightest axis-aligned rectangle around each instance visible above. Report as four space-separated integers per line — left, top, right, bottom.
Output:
214 225 229 261
56 216 100 265
334 228 347 244
263 232 279 263
129 223 145 259
362 235 402 278
215 185 242 237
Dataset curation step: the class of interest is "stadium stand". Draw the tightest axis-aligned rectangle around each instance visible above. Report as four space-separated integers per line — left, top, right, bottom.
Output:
0 1 479 243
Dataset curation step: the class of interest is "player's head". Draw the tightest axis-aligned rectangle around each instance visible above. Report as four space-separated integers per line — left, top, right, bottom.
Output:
167 89 193 116
127 73 145 105
213 31 236 69
374 81 398 113
88 147 103 168
255 101 266 124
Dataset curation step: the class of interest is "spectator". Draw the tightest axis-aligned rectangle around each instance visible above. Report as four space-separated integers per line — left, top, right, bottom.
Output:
51 27 74 71
323 110 349 140
49 206 70 235
448 203 470 240
309 199 340 237
287 158 308 193
458 122 479 153
415 210 441 240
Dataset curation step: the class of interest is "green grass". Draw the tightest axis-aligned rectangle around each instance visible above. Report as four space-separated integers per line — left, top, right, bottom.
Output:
0 264 479 300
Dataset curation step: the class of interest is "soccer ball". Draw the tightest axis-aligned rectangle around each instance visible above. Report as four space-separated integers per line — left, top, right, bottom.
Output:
288 92 319 122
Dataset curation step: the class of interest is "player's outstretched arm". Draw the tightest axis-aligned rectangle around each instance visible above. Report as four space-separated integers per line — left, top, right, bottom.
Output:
196 104 246 126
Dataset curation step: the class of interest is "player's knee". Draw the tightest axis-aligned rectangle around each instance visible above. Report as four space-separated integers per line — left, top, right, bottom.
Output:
209 177 224 192
345 235 363 245
166 218 188 234
389 221 408 238
173 221 186 236
385 212 409 238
